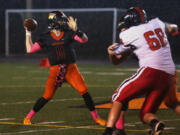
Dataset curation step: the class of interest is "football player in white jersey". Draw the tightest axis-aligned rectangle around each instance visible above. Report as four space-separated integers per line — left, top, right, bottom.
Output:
102 7 178 135
110 8 180 135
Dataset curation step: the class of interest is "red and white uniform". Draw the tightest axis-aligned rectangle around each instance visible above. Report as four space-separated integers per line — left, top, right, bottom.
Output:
120 18 175 75
112 18 175 121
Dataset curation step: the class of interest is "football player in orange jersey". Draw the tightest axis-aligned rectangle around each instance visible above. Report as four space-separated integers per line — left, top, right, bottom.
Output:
23 10 106 126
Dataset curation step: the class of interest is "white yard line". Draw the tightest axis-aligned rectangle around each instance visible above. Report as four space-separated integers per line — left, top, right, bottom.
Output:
80 71 93 74
0 128 68 135
0 96 110 106
165 127 176 130
37 121 65 124
177 69 180 72
126 119 180 126
0 84 117 88
0 85 44 88
125 119 180 128
96 72 126 75
0 118 15 121
115 68 137 72
164 119 180 122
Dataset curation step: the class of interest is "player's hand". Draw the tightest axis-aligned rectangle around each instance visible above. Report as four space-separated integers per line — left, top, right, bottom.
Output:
107 43 119 55
166 24 179 36
171 24 179 36
67 16 78 32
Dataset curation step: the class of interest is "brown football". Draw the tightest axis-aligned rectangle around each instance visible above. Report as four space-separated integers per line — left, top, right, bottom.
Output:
24 18 38 31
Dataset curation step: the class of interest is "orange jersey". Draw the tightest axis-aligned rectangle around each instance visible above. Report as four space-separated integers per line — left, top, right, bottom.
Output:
37 30 76 65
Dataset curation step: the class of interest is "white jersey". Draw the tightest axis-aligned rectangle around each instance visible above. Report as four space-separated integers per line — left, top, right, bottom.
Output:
119 18 175 75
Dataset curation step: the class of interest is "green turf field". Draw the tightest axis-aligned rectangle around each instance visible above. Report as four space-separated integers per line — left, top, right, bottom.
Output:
0 63 179 135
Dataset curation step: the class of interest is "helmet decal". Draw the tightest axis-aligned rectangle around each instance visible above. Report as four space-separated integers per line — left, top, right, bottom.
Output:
48 13 56 20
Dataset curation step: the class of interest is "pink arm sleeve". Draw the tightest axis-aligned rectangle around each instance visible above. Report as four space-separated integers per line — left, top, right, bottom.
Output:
74 35 88 43
29 42 42 53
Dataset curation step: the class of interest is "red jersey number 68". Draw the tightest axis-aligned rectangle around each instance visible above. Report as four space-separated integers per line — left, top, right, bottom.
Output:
144 28 168 51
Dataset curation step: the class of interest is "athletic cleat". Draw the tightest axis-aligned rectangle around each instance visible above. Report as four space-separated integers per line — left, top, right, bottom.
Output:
102 128 113 135
149 121 165 135
102 132 112 135
112 128 127 135
95 118 106 126
23 117 32 125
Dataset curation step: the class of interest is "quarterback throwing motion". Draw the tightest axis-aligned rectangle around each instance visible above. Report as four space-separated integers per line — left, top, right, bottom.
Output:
23 10 106 126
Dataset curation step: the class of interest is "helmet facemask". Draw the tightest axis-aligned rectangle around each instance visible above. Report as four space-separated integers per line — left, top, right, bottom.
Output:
48 11 69 31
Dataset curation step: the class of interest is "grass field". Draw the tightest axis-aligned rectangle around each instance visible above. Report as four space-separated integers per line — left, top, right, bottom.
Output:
0 62 179 135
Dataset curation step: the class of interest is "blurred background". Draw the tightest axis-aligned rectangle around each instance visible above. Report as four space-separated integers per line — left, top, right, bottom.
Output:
0 0 180 64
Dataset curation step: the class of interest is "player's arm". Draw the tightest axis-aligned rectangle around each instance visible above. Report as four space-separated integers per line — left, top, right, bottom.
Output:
108 53 125 65
25 29 41 54
74 30 88 43
67 16 88 43
165 23 179 36
25 29 33 53
107 43 132 65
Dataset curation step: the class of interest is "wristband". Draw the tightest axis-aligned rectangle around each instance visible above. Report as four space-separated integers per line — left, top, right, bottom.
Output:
76 29 83 37
26 30 31 36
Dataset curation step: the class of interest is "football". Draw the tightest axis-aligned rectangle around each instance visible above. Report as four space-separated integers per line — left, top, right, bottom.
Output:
24 18 38 31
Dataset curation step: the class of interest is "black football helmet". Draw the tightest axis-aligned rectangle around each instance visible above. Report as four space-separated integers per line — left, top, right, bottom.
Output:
48 10 69 31
117 7 147 32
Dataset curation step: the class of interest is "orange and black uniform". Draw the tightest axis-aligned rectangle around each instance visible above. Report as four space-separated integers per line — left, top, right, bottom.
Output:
37 30 76 65
32 30 95 112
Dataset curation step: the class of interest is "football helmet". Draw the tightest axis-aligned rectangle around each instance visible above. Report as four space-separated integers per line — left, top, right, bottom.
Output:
117 7 147 32
48 10 69 31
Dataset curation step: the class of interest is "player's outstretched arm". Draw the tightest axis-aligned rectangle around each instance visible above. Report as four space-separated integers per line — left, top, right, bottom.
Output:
24 18 39 53
25 28 33 53
25 28 41 54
